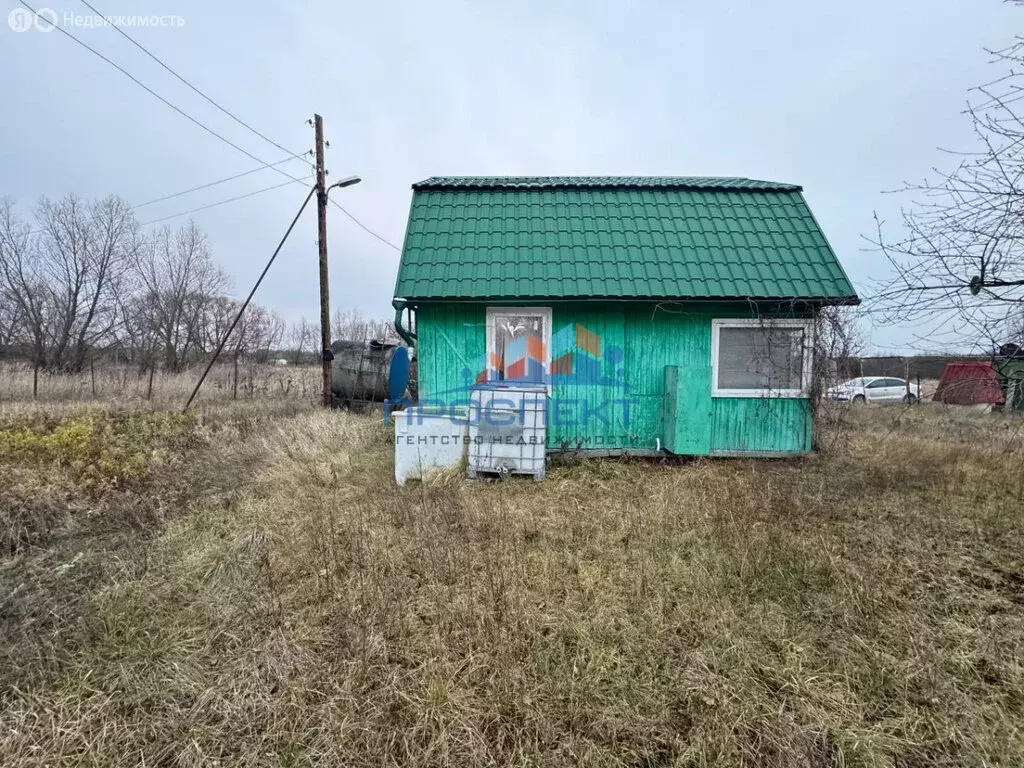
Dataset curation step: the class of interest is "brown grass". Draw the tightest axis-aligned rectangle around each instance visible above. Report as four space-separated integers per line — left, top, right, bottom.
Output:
0 400 308 692
0 361 322 405
1 401 1023 766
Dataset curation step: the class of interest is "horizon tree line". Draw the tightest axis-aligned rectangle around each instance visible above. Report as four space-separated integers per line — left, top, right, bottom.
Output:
0 194 404 378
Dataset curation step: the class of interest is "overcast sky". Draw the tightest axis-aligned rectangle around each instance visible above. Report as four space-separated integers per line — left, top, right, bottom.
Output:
1 0 1019 353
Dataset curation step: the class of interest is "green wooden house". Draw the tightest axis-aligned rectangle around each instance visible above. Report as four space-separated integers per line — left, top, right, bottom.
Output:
391 177 858 457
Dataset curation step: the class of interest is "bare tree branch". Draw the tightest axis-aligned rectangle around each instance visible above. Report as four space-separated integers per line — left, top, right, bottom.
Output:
870 38 1024 350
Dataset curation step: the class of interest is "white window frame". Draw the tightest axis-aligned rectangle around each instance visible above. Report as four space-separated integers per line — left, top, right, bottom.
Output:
710 318 814 398
485 306 553 389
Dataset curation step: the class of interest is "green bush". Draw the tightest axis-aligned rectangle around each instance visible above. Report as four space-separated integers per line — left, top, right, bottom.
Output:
0 411 197 495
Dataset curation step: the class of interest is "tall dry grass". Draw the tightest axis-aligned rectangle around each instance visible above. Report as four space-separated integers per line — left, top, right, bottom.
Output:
0 361 322 405
1 403 1023 766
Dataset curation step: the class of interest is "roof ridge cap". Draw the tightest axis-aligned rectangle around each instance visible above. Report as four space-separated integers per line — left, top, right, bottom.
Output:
411 175 802 192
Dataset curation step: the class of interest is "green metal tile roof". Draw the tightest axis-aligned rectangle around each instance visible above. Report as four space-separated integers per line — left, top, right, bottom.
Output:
395 176 858 303
412 176 802 191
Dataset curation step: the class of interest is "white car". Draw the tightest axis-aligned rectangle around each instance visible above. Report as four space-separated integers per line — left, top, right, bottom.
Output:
827 376 920 405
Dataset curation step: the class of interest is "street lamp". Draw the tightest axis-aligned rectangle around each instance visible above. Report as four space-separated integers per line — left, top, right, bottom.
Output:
329 175 362 193
318 173 362 408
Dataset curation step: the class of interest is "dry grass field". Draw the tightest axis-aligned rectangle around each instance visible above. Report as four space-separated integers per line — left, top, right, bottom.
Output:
1 392 1022 766
0 361 322 405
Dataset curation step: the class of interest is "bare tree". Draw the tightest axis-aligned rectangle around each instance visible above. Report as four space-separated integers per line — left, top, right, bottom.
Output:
0 195 136 371
0 287 18 356
1002 304 1024 350
202 294 239 359
873 39 1024 351
332 308 397 344
114 292 160 371
133 222 228 371
2 196 294 378
54 196 134 370
255 308 286 362
0 199 51 373
288 316 315 363
201 298 281 360
817 305 865 364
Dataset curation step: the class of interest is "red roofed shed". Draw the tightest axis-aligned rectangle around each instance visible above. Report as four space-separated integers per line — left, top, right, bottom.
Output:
933 362 1005 405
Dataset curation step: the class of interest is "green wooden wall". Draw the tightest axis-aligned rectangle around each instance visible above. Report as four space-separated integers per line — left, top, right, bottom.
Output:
414 302 814 456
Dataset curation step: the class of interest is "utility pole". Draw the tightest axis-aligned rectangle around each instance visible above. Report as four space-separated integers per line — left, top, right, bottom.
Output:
314 113 333 408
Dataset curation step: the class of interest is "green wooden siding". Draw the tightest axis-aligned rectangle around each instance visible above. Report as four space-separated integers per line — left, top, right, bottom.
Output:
709 398 811 454
549 304 629 451
622 307 711 451
662 366 713 454
415 304 485 409
415 301 814 456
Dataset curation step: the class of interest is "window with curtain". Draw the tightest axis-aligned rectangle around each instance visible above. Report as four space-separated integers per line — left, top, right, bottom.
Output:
712 320 811 396
485 308 551 384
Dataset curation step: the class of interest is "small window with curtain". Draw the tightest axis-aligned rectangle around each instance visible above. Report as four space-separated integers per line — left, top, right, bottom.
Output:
485 307 552 384
711 318 813 397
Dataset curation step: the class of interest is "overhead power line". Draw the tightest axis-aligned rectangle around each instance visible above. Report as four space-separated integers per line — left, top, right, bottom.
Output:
133 152 308 210
24 155 306 235
140 179 297 226
20 0 401 252
329 199 402 251
17 0 298 177
75 1 399 251
77 0 315 172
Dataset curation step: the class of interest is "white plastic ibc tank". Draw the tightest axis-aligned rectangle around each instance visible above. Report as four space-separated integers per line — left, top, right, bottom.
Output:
467 384 548 481
394 407 468 485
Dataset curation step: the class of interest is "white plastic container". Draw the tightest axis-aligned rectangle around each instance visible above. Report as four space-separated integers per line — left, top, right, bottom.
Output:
393 408 468 485
467 384 547 480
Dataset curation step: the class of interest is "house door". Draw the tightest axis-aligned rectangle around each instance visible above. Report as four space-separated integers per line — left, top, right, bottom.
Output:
663 365 712 454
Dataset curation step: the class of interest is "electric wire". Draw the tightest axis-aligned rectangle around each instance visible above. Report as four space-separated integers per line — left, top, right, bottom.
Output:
133 152 307 210
77 0 315 171
24 156 306 235
140 179 297 226
19 1 401 252
329 199 402 251
77 0 401 250
16 0 302 177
